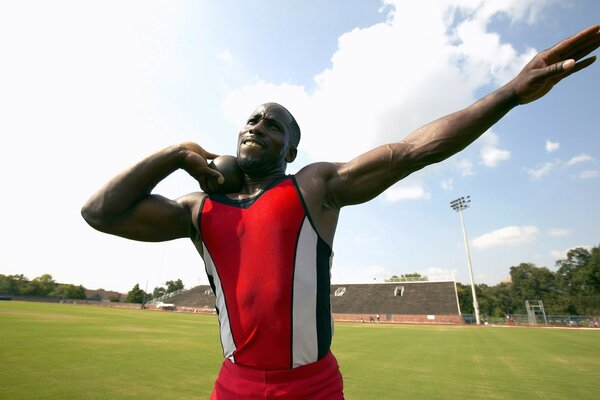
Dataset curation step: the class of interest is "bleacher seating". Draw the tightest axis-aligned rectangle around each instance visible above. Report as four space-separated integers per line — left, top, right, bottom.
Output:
166 285 215 309
330 282 459 315
167 281 461 323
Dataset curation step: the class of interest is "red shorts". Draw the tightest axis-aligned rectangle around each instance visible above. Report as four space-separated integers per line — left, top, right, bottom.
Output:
210 352 344 400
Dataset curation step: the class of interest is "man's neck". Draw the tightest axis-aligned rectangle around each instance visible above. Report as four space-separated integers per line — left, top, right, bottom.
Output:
242 172 286 195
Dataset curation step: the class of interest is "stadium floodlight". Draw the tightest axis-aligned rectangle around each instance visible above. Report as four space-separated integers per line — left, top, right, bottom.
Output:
450 196 481 325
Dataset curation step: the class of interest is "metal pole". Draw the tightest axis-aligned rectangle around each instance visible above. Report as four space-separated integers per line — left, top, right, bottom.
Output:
450 196 480 325
458 208 480 325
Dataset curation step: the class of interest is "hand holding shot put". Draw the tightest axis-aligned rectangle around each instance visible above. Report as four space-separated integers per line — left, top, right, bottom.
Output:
82 25 599 399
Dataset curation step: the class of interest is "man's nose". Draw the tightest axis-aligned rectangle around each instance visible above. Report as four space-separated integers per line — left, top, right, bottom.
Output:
249 121 266 135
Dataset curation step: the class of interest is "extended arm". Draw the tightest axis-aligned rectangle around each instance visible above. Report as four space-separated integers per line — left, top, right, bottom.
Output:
325 25 600 208
81 142 223 241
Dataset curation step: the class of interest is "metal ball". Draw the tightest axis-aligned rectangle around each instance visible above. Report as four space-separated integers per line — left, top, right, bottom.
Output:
206 155 244 194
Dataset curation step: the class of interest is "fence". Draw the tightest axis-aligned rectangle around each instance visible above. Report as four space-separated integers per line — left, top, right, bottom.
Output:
462 313 600 327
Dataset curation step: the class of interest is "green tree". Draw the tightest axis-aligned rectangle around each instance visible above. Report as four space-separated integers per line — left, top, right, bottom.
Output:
487 282 514 316
456 282 474 314
23 274 56 297
165 279 184 293
153 286 166 298
557 247 600 314
127 284 149 304
53 284 86 300
557 245 600 314
509 263 559 313
0 274 29 295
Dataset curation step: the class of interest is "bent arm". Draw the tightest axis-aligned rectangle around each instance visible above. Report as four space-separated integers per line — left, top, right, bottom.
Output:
325 25 599 208
81 143 221 241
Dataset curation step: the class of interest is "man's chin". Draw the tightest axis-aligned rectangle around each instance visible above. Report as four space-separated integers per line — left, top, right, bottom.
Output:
238 156 285 177
238 157 265 174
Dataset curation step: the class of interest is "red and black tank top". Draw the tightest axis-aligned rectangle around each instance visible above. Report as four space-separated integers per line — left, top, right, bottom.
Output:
199 176 333 370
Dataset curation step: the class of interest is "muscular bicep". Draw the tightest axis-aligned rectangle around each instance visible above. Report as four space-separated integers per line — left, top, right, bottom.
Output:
82 193 198 242
326 142 421 208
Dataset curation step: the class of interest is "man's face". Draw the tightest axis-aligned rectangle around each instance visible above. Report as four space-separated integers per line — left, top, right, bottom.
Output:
236 103 296 175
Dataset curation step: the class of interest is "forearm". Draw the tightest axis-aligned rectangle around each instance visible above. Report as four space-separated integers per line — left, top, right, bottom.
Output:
399 84 520 172
330 84 521 207
81 145 185 225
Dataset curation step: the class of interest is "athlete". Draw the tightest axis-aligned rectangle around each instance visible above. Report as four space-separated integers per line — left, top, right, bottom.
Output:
82 26 600 399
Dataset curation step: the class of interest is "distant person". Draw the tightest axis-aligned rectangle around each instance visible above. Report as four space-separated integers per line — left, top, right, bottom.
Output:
82 26 600 399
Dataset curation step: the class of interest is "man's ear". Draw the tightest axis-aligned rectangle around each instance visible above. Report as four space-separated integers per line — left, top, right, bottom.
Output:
285 146 297 163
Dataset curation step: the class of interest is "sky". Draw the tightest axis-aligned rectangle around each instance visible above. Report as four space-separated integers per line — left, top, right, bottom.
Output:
0 0 599 294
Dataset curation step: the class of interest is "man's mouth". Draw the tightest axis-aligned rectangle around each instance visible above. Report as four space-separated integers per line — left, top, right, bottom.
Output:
241 138 265 149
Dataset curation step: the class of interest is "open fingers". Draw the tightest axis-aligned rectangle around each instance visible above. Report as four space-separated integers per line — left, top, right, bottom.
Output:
569 40 600 63
551 25 600 60
539 55 594 81
570 55 597 75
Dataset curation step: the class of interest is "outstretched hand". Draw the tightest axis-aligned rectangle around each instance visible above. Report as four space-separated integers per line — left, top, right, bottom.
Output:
177 142 224 191
511 25 600 104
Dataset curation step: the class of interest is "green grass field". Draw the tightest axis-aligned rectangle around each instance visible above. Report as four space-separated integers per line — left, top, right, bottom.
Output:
1 301 599 399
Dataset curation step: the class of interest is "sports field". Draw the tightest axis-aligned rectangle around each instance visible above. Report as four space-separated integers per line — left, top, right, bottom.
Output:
1 301 598 399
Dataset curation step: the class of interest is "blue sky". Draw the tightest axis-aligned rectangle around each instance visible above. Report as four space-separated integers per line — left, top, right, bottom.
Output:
0 0 598 293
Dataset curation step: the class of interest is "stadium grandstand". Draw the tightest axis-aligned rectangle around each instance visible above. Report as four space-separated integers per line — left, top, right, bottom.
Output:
163 280 462 324
330 281 461 324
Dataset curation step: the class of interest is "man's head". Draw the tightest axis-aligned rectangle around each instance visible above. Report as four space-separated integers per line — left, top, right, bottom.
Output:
236 102 301 176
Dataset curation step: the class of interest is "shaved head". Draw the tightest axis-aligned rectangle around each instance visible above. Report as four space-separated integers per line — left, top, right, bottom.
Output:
262 102 301 148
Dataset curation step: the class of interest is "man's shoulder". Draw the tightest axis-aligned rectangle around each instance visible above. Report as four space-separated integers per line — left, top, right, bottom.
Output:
177 191 206 209
294 161 340 195
295 161 339 180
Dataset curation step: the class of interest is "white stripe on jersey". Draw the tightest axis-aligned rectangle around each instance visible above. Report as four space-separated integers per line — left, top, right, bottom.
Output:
292 217 319 368
203 243 237 362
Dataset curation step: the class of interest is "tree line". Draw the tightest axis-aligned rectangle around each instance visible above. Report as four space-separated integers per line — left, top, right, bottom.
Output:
3 244 598 314
459 245 600 316
0 273 87 300
0 274 186 304
385 245 600 317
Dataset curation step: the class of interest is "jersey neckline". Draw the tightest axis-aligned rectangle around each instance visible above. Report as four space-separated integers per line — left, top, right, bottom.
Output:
207 175 291 207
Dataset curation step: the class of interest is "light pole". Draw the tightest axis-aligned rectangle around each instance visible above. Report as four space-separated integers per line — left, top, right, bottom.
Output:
450 196 480 325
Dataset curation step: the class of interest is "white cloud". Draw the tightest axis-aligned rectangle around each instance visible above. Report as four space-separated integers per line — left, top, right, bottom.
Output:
525 153 594 180
215 49 233 62
456 159 475 176
578 170 599 179
481 146 511 167
471 226 539 250
525 162 555 180
221 80 311 131
548 228 570 237
567 153 593 166
545 140 560 153
441 179 454 191
384 184 431 202
479 131 510 167
222 1 543 164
